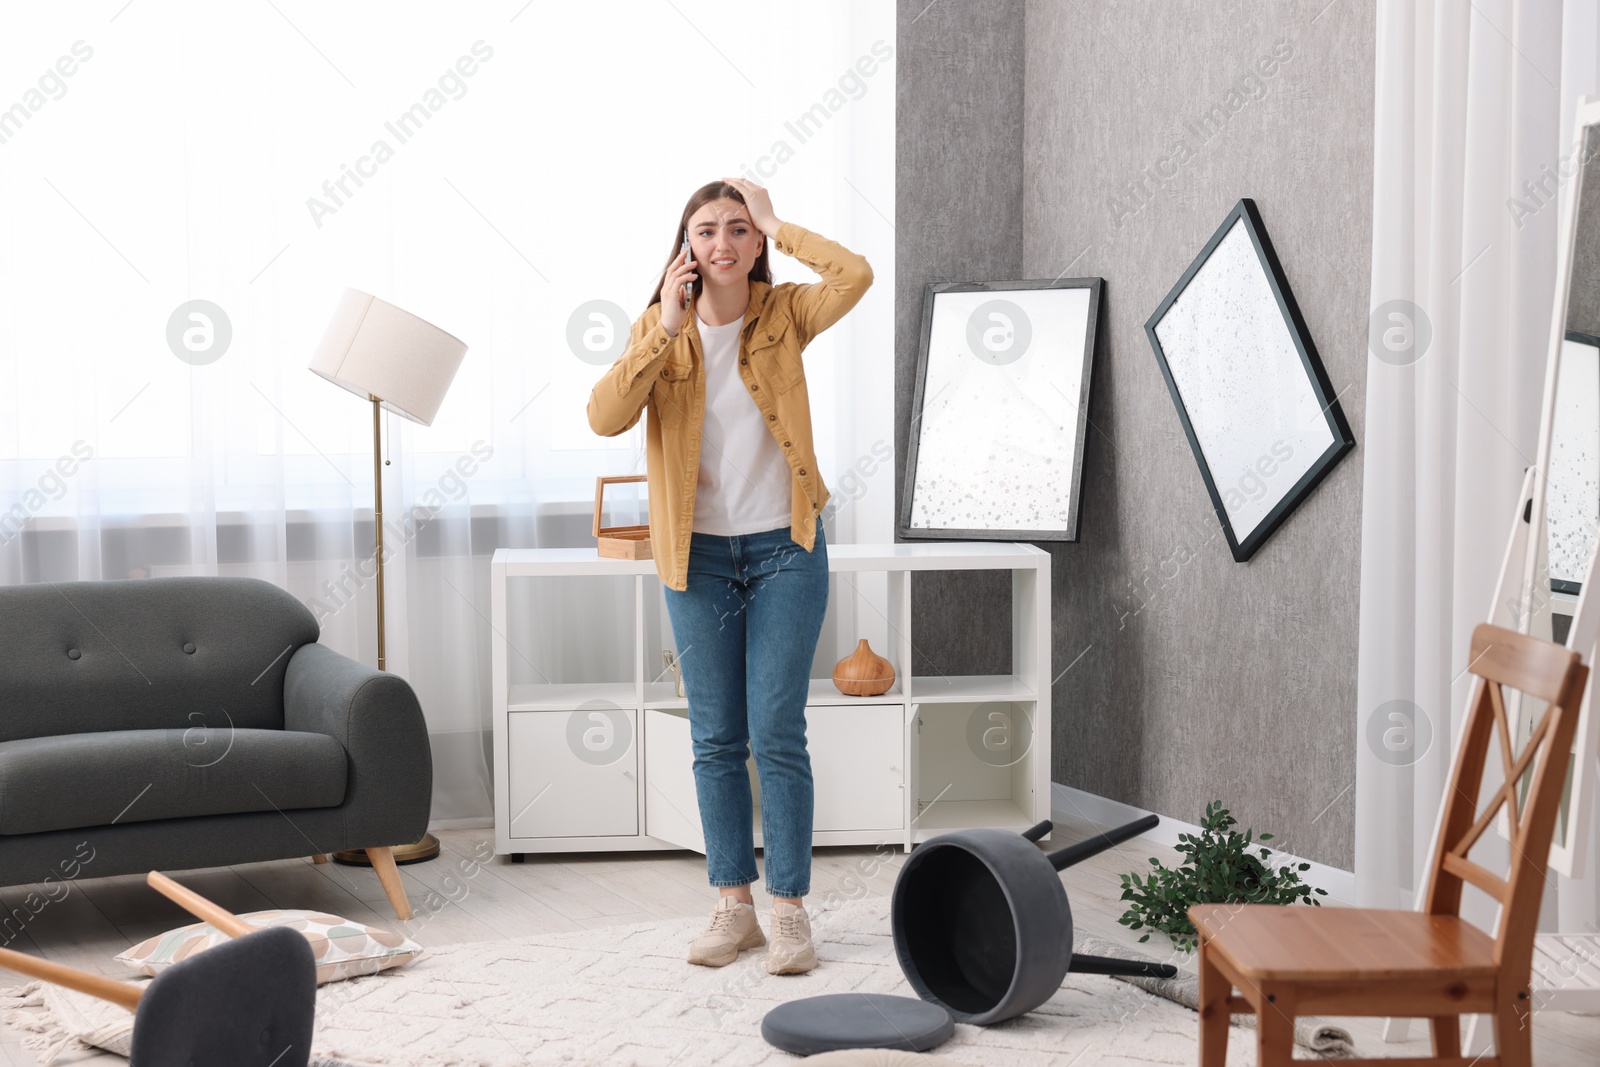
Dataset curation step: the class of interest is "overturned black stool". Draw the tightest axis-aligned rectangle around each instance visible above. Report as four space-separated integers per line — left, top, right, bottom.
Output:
891 816 1177 1025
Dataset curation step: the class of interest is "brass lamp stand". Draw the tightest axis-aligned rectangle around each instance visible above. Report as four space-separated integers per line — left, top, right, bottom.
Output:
333 398 440 865
309 289 467 869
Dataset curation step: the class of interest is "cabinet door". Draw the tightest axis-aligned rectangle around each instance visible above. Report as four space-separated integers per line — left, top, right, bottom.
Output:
643 708 706 852
808 704 903 831
644 704 904 844
508 709 637 838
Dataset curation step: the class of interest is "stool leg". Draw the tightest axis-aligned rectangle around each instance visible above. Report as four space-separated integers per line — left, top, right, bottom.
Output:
1255 987 1294 1067
1196 939 1231 1067
1429 1014 1460 1058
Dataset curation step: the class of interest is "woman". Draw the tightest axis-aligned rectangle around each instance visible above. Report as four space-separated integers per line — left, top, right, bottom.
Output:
587 178 873 974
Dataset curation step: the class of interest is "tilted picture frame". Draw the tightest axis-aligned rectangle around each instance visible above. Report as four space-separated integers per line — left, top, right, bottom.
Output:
1143 198 1354 562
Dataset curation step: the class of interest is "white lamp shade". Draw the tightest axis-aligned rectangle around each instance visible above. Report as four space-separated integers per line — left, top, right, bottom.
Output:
308 289 468 426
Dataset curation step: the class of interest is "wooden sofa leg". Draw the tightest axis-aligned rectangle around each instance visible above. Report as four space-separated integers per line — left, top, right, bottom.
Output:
311 853 328 864
367 847 413 920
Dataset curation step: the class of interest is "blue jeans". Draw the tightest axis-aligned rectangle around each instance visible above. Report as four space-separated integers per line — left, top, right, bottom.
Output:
662 517 828 898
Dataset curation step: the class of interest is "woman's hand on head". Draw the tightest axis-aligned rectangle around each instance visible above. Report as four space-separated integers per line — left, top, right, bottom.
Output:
721 177 782 237
659 245 696 336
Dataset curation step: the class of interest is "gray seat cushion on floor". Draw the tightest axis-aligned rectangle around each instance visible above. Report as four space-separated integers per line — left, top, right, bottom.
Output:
0 728 347 835
761 994 955 1055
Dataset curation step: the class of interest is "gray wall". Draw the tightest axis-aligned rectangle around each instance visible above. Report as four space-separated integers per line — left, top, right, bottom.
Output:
895 0 1027 692
897 0 1375 868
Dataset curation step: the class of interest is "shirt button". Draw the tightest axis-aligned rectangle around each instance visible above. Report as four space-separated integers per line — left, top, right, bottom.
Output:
767 334 775 341
783 442 791 448
799 468 807 476
750 383 759 391
767 414 775 421
634 371 643 378
740 357 747 364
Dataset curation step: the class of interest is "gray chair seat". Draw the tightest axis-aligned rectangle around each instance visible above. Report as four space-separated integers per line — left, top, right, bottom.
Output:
0 728 347 835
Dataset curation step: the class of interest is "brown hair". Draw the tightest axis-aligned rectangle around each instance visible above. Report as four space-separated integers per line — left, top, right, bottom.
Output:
644 181 773 312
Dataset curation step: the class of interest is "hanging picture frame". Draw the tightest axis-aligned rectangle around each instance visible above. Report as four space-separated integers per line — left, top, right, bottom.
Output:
1143 198 1354 562
900 278 1103 541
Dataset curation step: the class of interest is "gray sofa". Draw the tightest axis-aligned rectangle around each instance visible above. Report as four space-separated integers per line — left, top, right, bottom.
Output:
0 576 431 918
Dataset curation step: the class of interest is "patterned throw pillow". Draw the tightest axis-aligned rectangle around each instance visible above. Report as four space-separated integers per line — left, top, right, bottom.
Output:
115 909 423 984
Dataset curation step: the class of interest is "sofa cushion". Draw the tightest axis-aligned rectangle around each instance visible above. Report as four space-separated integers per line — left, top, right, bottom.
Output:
0 729 347 836
0 577 320 742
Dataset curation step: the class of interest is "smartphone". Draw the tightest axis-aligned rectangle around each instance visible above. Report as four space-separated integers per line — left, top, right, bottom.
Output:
680 236 694 309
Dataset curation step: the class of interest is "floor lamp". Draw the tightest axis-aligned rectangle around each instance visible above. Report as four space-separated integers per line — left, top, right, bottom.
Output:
309 289 468 865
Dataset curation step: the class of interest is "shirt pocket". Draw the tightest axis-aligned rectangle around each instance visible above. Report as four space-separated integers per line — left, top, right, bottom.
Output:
651 356 692 425
751 312 804 392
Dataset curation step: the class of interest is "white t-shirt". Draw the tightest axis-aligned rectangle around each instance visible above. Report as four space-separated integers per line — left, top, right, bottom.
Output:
691 312 794 535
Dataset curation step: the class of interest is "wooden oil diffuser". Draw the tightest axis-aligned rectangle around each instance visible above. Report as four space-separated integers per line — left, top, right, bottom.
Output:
594 475 652 559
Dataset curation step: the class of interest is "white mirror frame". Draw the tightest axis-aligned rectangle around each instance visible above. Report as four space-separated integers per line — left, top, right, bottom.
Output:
1495 95 1600 879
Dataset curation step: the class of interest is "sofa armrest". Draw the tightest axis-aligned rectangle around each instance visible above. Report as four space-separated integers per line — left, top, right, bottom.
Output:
283 642 432 848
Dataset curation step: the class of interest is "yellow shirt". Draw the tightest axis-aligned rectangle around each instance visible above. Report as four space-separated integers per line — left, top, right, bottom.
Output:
586 221 874 591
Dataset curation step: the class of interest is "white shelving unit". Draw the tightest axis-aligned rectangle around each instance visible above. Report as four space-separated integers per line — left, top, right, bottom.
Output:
490 543 1051 858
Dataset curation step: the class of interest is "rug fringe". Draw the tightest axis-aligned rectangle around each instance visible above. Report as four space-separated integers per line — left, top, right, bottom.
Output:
2 982 93 1065
0 982 44 1010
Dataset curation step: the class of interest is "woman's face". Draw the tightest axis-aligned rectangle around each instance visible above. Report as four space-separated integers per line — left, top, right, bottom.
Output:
686 197 764 291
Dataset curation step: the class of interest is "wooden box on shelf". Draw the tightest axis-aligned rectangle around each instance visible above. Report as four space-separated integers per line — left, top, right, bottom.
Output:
594 475 651 560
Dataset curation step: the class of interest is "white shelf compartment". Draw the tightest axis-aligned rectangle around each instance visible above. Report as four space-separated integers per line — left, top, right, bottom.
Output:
910 698 1041 841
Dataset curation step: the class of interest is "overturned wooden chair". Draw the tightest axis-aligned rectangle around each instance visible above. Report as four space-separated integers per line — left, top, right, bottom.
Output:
1189 622 1589 1066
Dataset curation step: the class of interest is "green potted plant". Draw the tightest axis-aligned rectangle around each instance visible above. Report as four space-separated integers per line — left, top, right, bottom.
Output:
1118 800 1327 952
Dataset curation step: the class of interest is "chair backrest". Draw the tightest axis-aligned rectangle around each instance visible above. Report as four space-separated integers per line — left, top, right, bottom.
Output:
1423 623 1589 976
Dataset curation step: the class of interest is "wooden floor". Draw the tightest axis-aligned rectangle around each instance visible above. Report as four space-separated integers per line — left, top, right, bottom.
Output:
1 809 1596 1064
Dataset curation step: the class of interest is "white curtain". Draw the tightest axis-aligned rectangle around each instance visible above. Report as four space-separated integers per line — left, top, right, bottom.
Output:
0 1 897 826
1357 0 1599 932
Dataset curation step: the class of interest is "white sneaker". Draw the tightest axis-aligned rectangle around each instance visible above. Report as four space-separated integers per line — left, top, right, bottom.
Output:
687 896 766 967
765 901 818 975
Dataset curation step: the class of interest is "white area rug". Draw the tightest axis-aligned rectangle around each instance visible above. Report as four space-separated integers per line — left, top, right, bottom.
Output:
5 895 1274 1066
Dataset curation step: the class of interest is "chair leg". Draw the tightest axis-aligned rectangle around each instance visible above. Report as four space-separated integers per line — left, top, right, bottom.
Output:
367 846 413 920
1493 993 1533 1067
311 853 328 864
1429 1015 1460 1058
1196 940 1232 1067
1254 986 1295 1067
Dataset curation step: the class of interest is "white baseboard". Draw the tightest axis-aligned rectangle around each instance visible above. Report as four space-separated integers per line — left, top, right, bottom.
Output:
428 817 494 831
1051 782 1357 905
